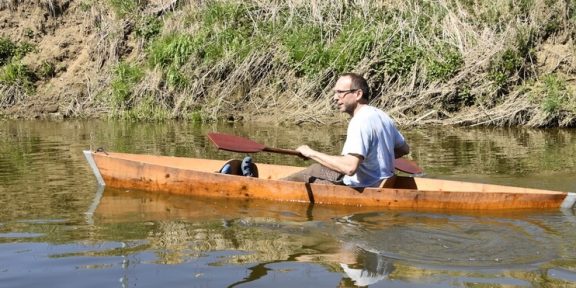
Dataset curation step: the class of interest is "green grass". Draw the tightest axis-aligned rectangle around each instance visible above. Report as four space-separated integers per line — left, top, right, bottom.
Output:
281 24 325 76
0 60 36 92
488 48 524 89
110 62 144 110
0 37 34 66
107 0 143 18
0 37 17 66
37 61 56 79
426 44 464 81
4 0 566 126
537 74 575 114
165 66 188 90
79 0 93 12
122 95 170 121
148 34 197 68
135 16 163 42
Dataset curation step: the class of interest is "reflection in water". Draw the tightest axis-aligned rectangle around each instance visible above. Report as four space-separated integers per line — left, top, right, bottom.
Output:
86 187 576 287
339 247 395 287
1 120 576 287
335 211 559 267
93 188 401 287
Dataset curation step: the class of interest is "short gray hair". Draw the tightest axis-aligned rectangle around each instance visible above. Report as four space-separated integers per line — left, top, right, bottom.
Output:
340 73 370 101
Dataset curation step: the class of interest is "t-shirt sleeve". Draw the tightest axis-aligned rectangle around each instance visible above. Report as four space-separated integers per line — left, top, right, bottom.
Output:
392 125 406 148
341 118 370 157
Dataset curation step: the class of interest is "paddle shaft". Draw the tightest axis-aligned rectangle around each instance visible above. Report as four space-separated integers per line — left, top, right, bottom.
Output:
263 147 302 156
267 146 423 175
207 132 423 175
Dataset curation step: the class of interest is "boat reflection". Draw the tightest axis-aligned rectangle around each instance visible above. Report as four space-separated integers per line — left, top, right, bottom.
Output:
90 187 396 286
89 187 576 287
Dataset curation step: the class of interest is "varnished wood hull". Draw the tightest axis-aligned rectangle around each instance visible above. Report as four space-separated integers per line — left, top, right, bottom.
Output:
84 151 576 210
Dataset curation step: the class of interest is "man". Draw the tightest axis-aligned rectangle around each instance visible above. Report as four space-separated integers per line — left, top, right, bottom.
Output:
284 73 409 187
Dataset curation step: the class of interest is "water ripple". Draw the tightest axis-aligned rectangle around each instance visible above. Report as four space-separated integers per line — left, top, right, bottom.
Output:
334 211 559 268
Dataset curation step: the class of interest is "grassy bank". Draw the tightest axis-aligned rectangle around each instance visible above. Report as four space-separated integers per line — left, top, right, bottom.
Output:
0 0 575 127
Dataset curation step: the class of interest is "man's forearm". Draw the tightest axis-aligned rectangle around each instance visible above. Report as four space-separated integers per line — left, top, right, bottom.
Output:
394 143 410 158
307 152 353 175
298 146 360 176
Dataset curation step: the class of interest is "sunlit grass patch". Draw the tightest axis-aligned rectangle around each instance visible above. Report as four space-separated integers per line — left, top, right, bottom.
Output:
110 62 144 110
529 74 575 115
0 60 36 92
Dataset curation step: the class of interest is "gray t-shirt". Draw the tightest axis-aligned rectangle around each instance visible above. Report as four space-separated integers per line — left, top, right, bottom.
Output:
341 106 406 187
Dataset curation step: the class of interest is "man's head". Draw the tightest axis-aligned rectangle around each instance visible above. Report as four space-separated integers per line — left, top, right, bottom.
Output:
332 73 370 115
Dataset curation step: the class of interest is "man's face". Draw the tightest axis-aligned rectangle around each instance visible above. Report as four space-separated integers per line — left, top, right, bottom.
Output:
332 76 360 114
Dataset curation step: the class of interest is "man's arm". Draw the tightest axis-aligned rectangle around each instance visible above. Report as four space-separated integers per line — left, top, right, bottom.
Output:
296 145 362 176
394 142 410 159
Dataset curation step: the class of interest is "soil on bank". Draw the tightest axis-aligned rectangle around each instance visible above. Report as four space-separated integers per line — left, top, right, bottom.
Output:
0 0 575 127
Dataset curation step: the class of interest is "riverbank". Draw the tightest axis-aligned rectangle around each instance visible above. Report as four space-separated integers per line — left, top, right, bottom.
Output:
0 0 575 127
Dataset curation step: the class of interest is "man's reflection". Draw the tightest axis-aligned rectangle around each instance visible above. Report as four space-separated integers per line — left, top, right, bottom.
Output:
338 247 394 287
298 245 394 287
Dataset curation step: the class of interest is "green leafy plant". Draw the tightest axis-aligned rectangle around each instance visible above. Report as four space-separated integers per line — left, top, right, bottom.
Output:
110 62 144 109
538 74 574 114
79 0 93 12
136 16 163 42
0 60 36 92
107 0 142 18
24 28 34 39
281 24 325 76
0 37 17 65
148 34 196 68
14 42 35 58
382 44 422 78
488 48 523 89
37 61 56 79
426 44 464 81
123 94 169 121
165 65 188 90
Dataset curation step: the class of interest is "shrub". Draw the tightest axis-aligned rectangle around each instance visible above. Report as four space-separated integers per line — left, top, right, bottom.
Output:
0 37 17 65
136 16 163 42
0 60 36 92
123 94 169 121
281 24 325 76
426 44 464 81
165 66 188 90
37 61 56 79
538 74 574 114
381 43 422 79
488 48 523 89
107 0 143 18
110 62 144 109
326 18 377 73
148 34 197 68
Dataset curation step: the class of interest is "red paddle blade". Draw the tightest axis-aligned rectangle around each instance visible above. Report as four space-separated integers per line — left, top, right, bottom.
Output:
207 133 265 153
394 158 424 175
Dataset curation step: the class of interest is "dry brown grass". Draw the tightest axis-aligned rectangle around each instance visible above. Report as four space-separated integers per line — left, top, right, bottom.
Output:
1 0 575 126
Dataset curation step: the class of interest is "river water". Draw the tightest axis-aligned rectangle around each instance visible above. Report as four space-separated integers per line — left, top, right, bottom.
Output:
1 120 576 287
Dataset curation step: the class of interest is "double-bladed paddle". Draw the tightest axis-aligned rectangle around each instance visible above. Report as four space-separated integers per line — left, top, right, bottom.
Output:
207 132 424 175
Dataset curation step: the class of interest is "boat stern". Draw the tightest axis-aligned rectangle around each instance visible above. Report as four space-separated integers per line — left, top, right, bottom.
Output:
561 192 576 209
83 150 106 186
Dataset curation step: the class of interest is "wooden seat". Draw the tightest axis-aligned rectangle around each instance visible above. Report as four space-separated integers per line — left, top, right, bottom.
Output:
378 175 397 188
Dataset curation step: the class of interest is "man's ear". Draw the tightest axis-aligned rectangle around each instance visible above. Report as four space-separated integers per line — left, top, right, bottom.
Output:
355 90 364 101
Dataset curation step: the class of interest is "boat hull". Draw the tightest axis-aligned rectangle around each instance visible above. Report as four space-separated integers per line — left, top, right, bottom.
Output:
84 151 576 210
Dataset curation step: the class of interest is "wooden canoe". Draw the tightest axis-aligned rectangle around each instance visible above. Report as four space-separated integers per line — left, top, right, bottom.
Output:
83 150 576 210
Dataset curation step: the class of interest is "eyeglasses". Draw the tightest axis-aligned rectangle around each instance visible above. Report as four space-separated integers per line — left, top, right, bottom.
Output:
334 89 358 98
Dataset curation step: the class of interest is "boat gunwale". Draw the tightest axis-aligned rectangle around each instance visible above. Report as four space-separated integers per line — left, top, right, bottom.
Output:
88 150 569 196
